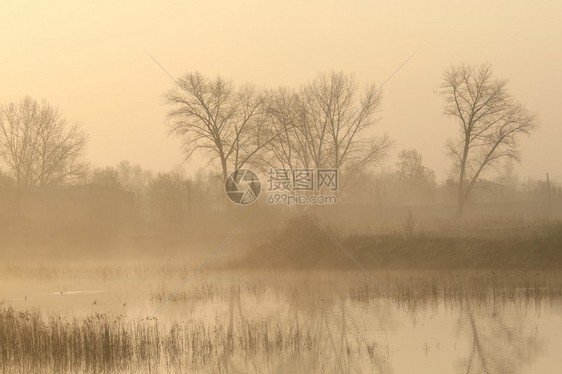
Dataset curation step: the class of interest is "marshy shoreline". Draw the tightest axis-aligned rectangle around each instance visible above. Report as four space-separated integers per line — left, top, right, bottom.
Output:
236 218 562 271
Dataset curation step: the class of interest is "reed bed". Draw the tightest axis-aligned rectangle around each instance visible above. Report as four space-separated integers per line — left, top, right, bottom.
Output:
0 305 320 373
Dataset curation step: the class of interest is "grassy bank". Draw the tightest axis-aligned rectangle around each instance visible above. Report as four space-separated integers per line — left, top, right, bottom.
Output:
237 216 562 270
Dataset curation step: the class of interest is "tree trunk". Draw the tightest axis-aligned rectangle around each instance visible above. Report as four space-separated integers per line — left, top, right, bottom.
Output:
456 193 465 220
456 134 470 220
221 157 228 182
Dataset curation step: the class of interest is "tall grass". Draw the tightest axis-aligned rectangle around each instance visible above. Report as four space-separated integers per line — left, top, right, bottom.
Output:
0 304 318 373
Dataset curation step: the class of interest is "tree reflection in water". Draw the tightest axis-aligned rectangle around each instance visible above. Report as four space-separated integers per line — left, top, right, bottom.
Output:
459 301 542 374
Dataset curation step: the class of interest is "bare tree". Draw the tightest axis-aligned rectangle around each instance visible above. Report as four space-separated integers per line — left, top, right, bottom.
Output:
115 160 154 192
262 88 310 171
88 166 122 189
0 97 88 188
265 72 391 191
392 149 436 203
165 73 277 181
441 64 538 219
495 159 519 188
147 171 190 223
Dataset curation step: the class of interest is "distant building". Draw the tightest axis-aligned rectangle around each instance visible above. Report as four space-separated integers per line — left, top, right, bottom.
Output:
470 180 519 203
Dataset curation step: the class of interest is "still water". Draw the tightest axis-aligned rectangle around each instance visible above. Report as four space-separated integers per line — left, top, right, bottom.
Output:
1 266 561 373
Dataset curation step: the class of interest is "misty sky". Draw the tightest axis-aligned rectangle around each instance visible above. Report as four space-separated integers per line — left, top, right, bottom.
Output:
1 0 560 182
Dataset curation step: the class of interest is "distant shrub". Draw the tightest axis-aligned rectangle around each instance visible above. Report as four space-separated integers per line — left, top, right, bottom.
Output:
239 213 341 268
281 213 329 250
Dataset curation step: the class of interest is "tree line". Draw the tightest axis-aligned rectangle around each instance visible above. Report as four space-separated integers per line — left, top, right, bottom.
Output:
0 63 539 219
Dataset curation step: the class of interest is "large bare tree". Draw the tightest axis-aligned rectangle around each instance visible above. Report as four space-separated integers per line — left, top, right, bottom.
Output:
305 72 390 174
165 73 277 181
441 64 538 219
266 72 391 190
0 97 88 188
262 88 310 171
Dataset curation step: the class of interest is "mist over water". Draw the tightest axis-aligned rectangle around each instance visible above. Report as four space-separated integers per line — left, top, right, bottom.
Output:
1 1 562 373
1 266 560 373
